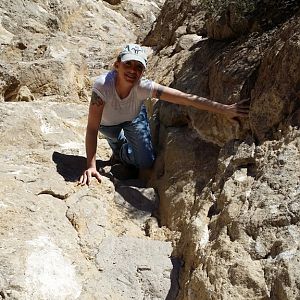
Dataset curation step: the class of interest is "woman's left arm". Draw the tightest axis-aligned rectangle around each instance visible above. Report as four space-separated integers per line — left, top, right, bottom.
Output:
151 83 249 118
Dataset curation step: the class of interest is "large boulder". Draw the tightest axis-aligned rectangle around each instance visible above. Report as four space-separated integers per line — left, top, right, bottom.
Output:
0 0 178 298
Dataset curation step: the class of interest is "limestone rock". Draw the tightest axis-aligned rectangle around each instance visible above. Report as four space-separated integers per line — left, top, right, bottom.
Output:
146 1 300 299
95 236 173 299
250 16 300 141
0 0 177 298
1 0 300 299
14 86 35 102
206 0 300 40
0 17 14 44
144 0 207 50
174 34 204 53
0 175 102 299
151 127 220 231
0 64 20 102
206 2 250 40
0 99 175 298
0 0 163 101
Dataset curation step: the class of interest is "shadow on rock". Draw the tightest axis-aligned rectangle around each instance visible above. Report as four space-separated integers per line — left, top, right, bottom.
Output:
52 151 110 182
109 164 139 181
114 182 158 214
52 151 157 215
166 257 181 300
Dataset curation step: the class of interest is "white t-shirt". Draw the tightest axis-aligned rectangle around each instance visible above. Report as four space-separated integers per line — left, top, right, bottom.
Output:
92 70 154 126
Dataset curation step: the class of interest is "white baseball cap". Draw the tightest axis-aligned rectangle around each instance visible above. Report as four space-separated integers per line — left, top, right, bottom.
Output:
119 44 148 68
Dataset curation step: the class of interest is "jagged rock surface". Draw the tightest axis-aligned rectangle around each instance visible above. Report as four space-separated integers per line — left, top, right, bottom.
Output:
0 0 162 102
1 0 300 299
146 1 300 299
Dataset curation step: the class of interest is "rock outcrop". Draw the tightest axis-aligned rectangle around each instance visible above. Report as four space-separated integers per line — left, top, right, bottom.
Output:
145 1 300 299
1 0 300 299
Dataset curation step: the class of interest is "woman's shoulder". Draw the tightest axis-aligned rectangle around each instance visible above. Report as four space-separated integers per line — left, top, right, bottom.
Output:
138 77 154 89
94 70 115 88
134 77 155 100
137 77 156 94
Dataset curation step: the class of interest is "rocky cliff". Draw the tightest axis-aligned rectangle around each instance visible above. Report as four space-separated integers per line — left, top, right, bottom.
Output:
1 0 300 299
145 0 300 299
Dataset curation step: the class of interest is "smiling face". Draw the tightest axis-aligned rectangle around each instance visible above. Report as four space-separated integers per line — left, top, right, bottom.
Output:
115 59 145 85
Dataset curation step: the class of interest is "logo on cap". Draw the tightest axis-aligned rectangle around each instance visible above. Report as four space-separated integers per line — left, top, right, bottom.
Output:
124 45 143 55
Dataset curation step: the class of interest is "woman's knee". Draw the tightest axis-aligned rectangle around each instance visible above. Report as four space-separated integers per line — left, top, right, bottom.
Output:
137 151 155 169
119 144 155 168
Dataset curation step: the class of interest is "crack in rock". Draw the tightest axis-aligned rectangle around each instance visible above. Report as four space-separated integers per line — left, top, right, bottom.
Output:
37 190 70 200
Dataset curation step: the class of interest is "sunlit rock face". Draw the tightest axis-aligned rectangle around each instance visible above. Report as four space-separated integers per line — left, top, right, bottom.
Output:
1 0 300 299
0 0 163 102
0 1 177 299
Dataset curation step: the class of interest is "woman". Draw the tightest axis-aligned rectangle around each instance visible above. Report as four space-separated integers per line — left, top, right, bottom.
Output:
79 44 249 185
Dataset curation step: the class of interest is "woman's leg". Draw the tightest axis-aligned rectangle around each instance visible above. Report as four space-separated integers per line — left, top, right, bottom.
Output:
99 124 126 158
121 105 155 168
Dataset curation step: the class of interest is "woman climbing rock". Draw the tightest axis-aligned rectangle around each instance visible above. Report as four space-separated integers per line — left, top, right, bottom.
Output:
79 44 249 185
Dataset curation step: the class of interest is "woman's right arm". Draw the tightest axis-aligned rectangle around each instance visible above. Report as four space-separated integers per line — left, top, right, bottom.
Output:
79 91 104 185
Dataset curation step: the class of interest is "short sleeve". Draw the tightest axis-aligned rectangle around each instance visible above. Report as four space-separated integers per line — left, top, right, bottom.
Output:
92 74 107 102
136 78 154 100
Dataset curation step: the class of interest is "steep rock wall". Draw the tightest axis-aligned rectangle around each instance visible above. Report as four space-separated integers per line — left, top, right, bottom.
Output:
146 1 300 299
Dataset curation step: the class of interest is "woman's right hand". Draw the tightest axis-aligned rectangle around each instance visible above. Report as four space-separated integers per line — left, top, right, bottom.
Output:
79 167 102 186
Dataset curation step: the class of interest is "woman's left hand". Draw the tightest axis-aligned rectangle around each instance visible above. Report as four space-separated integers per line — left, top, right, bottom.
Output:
224 98 250 118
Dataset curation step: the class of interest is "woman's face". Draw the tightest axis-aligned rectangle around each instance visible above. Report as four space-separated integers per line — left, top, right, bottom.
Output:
115 60 145 84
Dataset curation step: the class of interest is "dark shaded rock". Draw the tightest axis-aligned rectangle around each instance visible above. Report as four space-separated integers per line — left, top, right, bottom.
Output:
0 65 20 102
103 0 121 4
